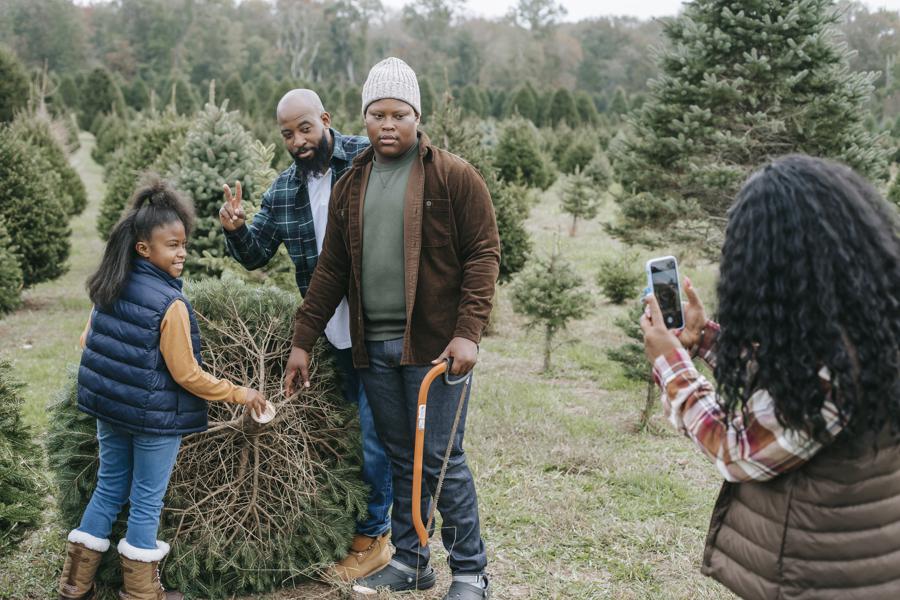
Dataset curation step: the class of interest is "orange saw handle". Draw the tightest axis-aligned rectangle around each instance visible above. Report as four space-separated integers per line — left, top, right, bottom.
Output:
412 360 449 547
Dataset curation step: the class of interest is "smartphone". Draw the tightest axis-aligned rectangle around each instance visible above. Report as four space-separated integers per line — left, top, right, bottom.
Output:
645 256 684 330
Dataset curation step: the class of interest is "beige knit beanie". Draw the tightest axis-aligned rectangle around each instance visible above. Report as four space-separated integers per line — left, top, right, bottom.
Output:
361 57 421 116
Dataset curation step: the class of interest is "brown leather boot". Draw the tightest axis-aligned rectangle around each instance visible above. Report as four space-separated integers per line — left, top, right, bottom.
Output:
117 539 183 600
327 532 392 582
58 530 110 600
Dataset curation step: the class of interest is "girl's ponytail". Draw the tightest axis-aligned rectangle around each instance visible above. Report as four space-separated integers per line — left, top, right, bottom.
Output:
86 173 195 308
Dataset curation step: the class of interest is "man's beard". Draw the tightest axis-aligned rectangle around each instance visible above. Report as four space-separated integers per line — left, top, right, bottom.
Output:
292 134 332 181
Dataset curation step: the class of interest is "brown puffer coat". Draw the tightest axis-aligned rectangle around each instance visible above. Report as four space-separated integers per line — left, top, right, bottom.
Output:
701 429 900 599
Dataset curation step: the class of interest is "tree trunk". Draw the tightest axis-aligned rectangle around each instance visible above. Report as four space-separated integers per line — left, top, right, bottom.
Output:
570 214 578 237
543 325 553 371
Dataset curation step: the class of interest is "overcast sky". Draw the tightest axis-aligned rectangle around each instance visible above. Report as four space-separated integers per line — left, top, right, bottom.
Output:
376 0 900 22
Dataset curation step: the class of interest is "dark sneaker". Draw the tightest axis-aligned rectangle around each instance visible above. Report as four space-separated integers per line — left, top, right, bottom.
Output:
351 560 436 594
443 574 490 600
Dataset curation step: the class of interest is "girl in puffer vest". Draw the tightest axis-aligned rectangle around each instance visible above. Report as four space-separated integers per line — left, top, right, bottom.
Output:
57 175 267 600
641 155 900 600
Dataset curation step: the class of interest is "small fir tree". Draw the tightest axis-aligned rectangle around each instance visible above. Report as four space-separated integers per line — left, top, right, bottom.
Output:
608 87 629 116
505 84 539 122
575 90 599 126
557 137 598 174
10 113 88 215
419 78 436 122
81 68 126 132
0 217 24 315
167 99 263 277
0 361 45 556
612 0 889 250
126 79 151 112
606 302 658 431
97 112 190 239
596 253 643 305
0 49 30 123
560 167 601 236
511 240 592 371
494 117 555 189
222 73 249 113
0 127 70 287
425 93 533 282
548 88 579 127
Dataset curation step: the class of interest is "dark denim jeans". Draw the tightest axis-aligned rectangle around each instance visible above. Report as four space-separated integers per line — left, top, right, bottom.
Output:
359 338 487 575
330 345 393 537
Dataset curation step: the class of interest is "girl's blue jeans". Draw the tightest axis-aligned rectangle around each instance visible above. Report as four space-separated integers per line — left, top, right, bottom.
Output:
76 419 182 550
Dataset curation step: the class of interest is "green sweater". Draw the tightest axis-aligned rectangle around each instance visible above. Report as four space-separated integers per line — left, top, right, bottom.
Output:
361 141 418 341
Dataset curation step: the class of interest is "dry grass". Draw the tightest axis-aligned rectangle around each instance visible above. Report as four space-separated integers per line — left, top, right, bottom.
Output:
0 140 735 599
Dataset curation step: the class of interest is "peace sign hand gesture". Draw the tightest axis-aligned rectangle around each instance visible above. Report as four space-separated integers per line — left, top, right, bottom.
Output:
220 181 246 231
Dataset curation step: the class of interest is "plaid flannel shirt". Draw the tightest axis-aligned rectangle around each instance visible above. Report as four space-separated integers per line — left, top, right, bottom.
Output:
224 129 369 295
652 321 845 482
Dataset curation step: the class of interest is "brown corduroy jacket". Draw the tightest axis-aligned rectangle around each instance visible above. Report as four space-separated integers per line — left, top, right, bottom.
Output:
291 132 500 368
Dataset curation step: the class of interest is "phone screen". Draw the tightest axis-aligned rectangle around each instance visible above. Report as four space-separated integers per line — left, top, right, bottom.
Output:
649 258 684 330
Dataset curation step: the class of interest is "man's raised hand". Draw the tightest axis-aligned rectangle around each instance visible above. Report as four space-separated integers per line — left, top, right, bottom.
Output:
220 181 246 231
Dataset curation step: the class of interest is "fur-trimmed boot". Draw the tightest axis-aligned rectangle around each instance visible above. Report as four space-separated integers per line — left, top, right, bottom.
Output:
58 530 110 600
117 539 183 600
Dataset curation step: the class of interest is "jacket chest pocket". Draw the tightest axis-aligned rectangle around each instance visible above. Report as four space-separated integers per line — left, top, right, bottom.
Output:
422 198 451 248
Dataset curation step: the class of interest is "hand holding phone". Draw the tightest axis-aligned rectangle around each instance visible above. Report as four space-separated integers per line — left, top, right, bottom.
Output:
645 256 685 330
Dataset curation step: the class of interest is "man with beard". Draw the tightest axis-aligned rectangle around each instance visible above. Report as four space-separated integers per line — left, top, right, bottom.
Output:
284 58 498 600
218 89 393 582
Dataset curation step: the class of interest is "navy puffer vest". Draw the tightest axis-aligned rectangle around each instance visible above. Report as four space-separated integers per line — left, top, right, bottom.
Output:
77 259 209 435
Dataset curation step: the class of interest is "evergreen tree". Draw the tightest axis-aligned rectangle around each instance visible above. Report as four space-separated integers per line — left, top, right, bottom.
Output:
558 137 597 174
0 49 30 123
460 84 485 117
419 78 436 122
560 167 600 236
343 84 362 117
0 218 24 315
596 253 643 304
97 112 190 239
575 90 599 125
90 112 130 166
222 73 248 113
494 117 555 189
81 68 125 130
548 88 579 127
9 113 88 216
606 302 658 431
0 361 45 556
425 93 533 281
57 75 81 113
608 86 629 116
583 148 613 189
489 88 509 119
167 101 263 277
505 84 539 122
0 126 69 287
168 75 198 116
254 73 276 118
612 0 889 249
511 241 592 371
127 79 151 112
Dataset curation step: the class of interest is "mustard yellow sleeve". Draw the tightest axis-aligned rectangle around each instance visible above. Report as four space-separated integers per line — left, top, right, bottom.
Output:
159 300 249 404
80 311 92 349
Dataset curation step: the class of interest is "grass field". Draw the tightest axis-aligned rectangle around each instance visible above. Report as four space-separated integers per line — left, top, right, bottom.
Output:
0 134 734 599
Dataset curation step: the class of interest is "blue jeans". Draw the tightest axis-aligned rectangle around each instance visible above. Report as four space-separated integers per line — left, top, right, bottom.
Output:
330 345 393 537
359 338 487 575
77 419 182 550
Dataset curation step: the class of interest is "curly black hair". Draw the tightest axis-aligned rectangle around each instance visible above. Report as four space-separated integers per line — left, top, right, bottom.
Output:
715 154 900 442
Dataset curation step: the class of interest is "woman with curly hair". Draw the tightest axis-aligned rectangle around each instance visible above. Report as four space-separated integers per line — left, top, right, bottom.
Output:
641 154 900 600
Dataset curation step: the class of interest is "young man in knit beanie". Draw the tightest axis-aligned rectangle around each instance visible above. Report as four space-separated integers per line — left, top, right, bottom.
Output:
219 89 394 582
285 57 499 599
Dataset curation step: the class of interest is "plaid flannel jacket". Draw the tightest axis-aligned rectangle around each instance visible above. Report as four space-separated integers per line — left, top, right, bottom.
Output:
652 321 845 482
224 129 369 295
